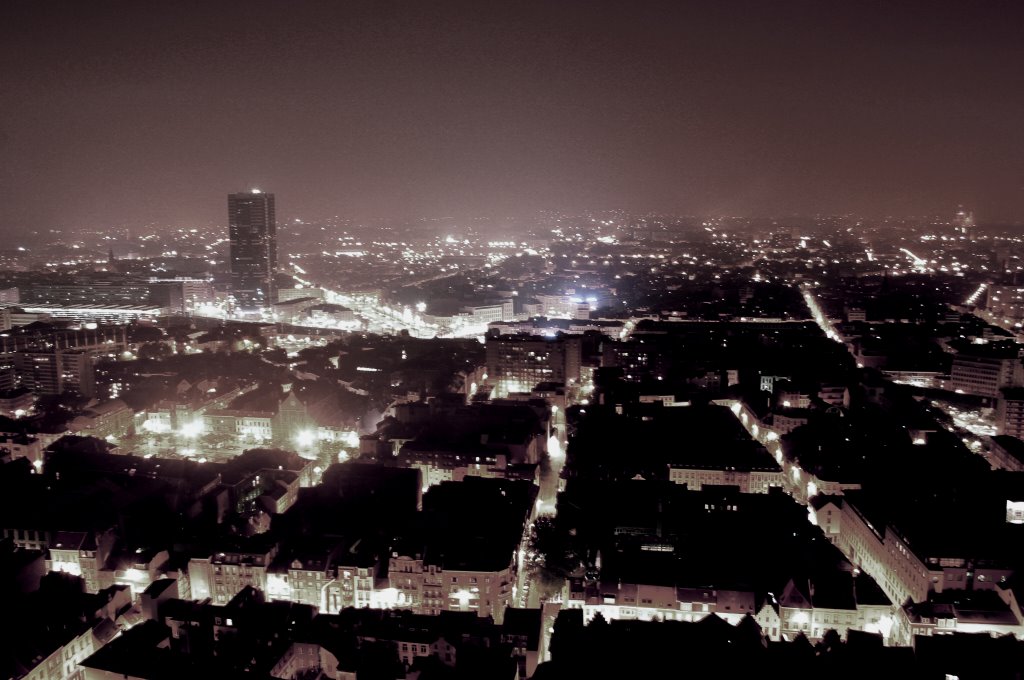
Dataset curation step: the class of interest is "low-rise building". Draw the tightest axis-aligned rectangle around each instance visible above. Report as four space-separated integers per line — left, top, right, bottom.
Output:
951 344 1023 398
667 440 783 493
812 485 1023 611
0 433 44 464
188 535 279 605
69 399 134 441
893 590 1024 646
997 388 1024 438
387 478 537 623
48 529 117 594
0 387 36 417
989 435 1024 471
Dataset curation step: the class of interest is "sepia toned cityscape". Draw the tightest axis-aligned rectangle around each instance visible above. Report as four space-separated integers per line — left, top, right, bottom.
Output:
3 1 1024 679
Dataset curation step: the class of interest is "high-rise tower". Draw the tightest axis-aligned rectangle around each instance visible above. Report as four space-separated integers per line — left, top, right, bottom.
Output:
228 190 277 310
954 205 975 239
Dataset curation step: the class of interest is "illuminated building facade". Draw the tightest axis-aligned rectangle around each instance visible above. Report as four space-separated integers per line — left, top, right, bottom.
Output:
15 304 165 324
273 391 316 446
188 539 279 605
267 558 379 614
0 388 35 417
997 388 1024 438
985 286 1024 325
228 190 277 310
486 334 581 396
48 529 117 593
16 349 96 397
813 494 1018 613
0 433 44 464
950 345 1023 398
388 551 516 620
147 277 216 313
668 459 783 493
70 399 135 440
22 280 152 307
989 434 1024 471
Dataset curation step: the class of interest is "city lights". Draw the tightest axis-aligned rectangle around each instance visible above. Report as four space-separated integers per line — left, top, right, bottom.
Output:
179 419 204 438
3 2 1022 672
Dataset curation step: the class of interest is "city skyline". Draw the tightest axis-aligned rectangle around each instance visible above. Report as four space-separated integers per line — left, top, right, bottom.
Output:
6 3 1024 678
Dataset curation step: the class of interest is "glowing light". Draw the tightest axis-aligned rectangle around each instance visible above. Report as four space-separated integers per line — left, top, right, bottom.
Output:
372 587 402 608
294 430 316 448
123 568 146 583
52 560 82 577
451 589 473 609
266 573 291 599
548 435 563 458
864 614 895 638
416 301 427 313
900 247 927 267
179 419 204 438
142 419 170 434
1007 500 1024 524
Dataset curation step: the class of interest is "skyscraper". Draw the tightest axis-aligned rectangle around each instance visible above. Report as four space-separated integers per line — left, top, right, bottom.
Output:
954 205 975 238
228 190 277 310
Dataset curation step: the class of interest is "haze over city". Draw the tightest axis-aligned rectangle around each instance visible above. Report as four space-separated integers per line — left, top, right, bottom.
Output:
3 0 1024 236
6 2 1024 679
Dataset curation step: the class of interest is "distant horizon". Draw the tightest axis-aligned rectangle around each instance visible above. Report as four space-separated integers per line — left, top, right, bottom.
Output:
4 0 1023 238
11 205 1024 238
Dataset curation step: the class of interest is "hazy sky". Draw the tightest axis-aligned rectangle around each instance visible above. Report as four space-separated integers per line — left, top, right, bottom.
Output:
2 0 1023 234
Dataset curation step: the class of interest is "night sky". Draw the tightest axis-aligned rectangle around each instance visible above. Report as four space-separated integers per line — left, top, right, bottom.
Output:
2 0 1023 234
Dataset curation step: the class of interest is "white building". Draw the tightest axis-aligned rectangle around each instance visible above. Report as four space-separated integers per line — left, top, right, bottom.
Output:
668 461 783 494
388 551 515 621
951 346 1023 398
188 541 279 605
